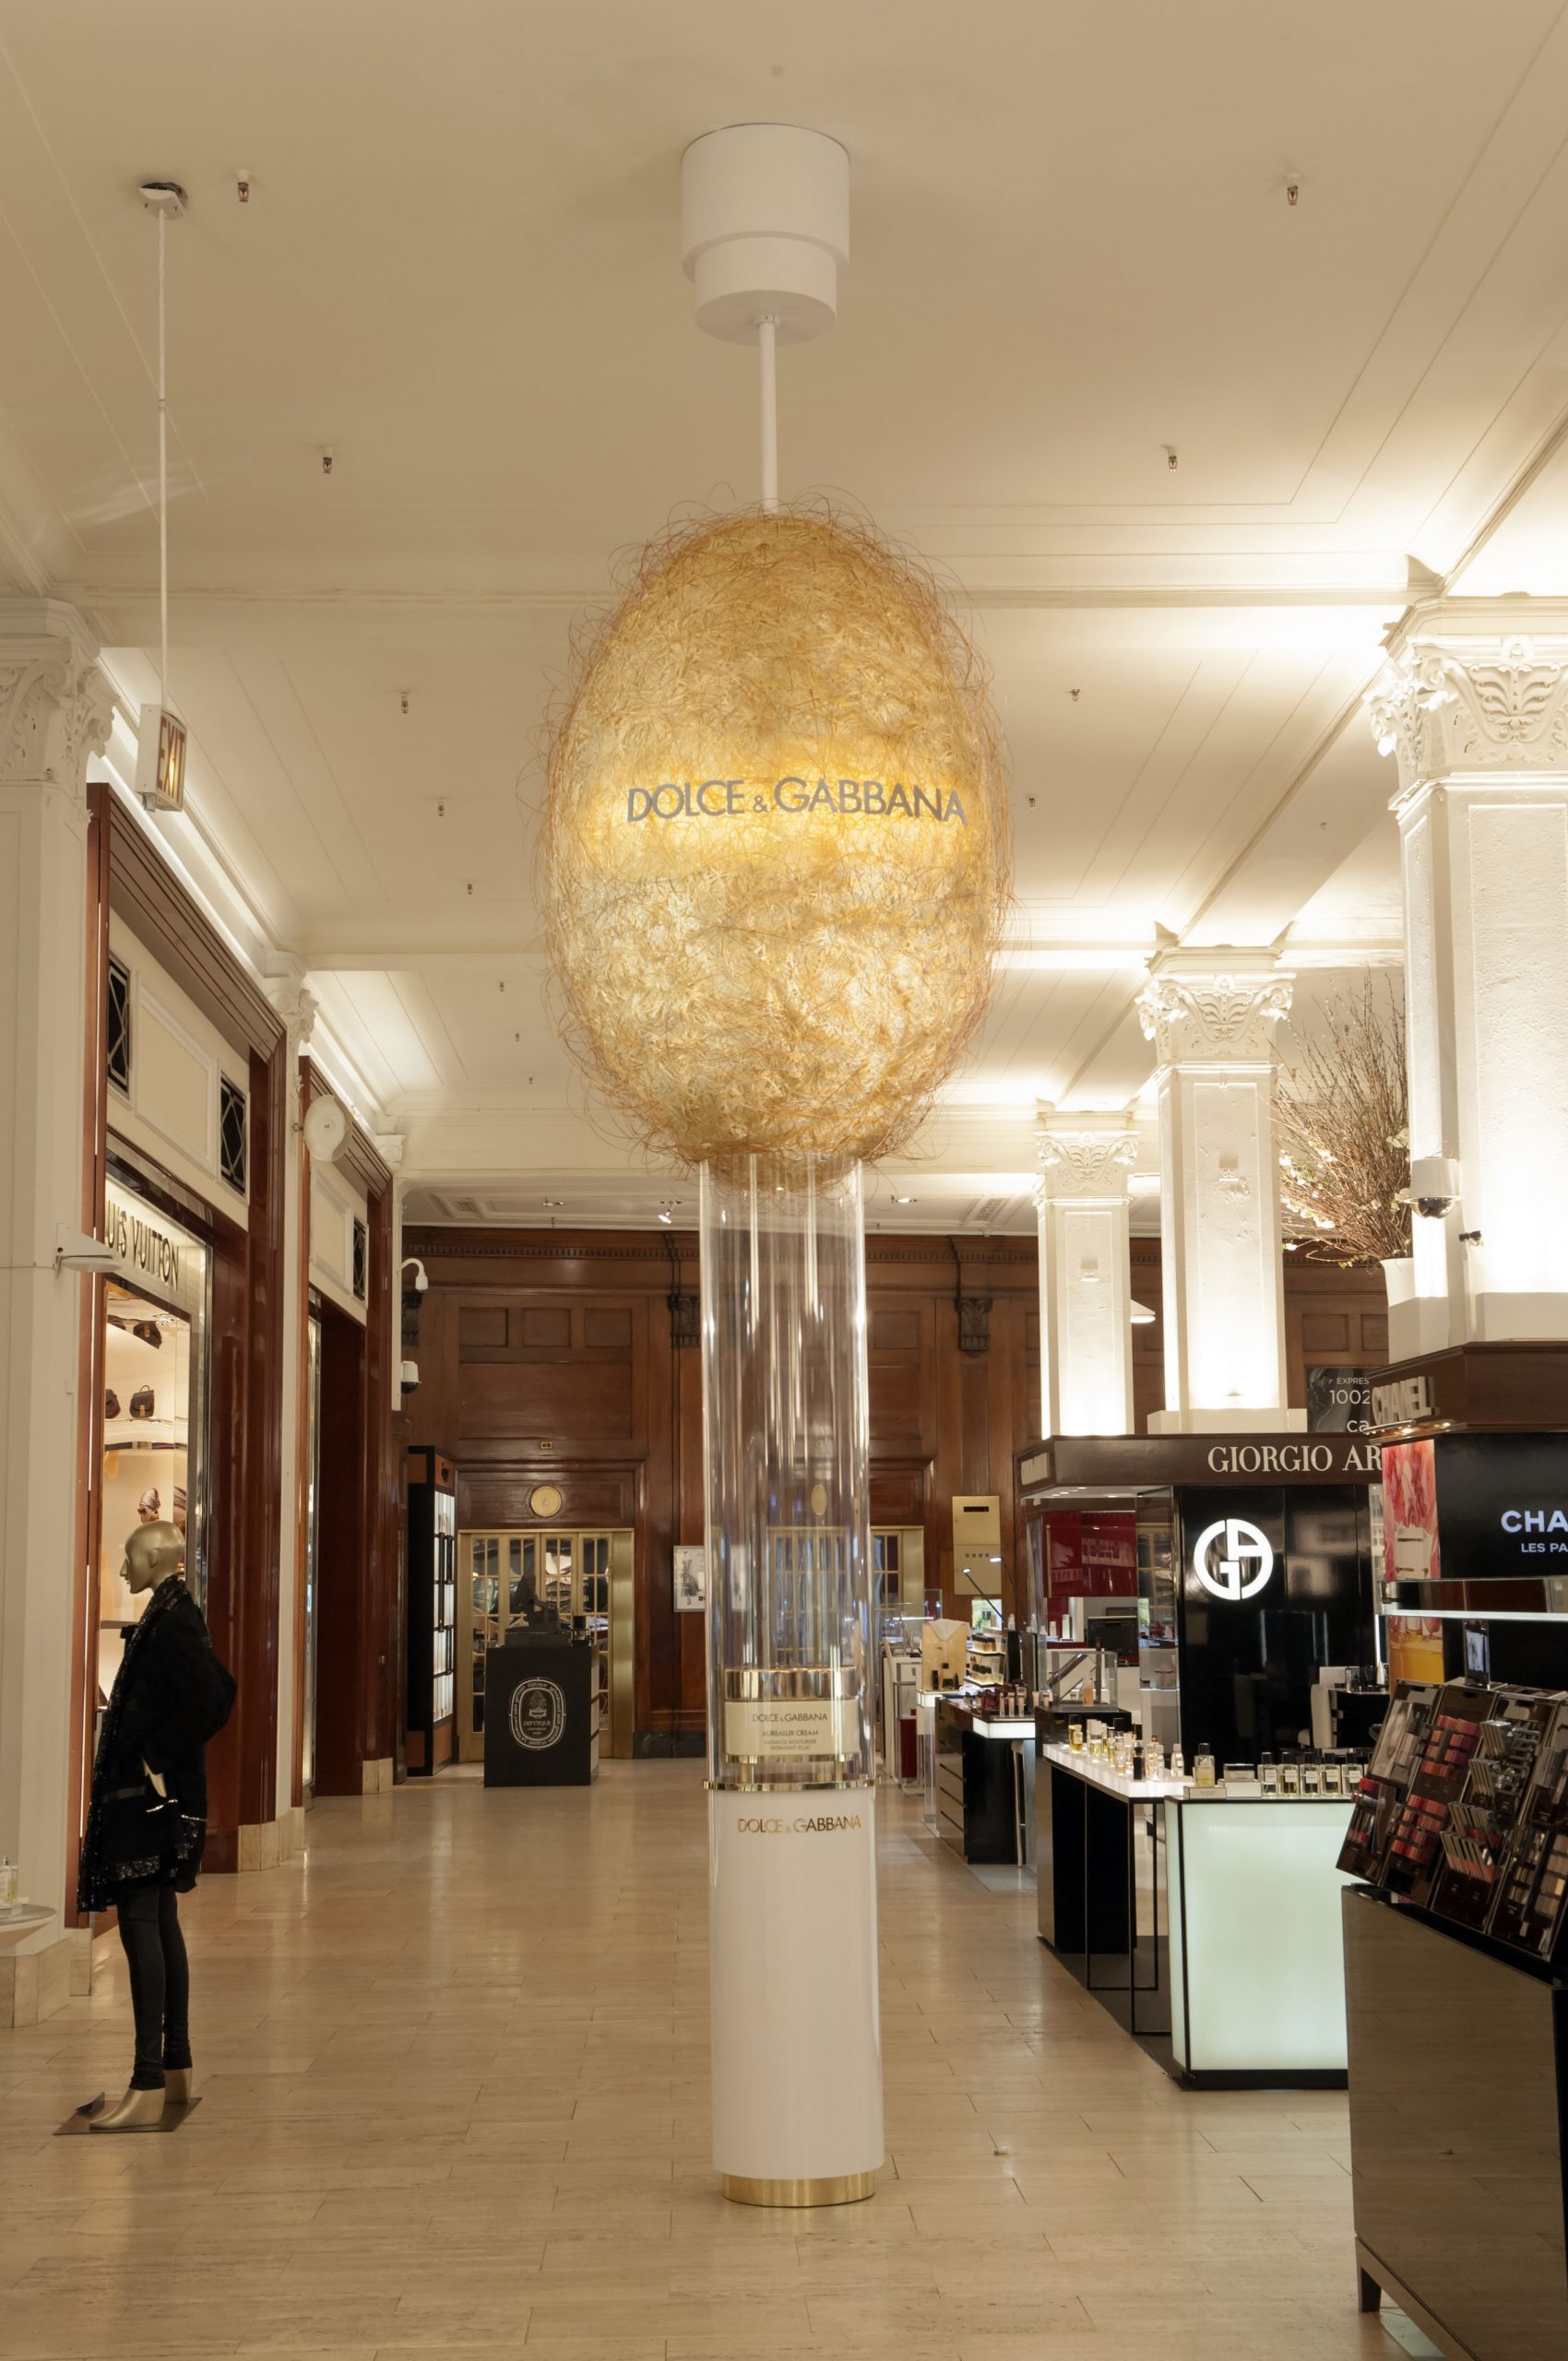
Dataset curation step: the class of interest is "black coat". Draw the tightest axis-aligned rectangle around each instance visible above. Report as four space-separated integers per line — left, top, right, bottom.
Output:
77 1576 235 1912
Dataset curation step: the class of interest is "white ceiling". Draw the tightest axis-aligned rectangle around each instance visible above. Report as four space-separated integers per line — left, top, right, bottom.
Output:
5 2 1568 1228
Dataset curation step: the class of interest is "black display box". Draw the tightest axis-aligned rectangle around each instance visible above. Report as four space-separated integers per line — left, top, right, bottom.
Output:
1344 1886 1568 2359
482 1640 596 1786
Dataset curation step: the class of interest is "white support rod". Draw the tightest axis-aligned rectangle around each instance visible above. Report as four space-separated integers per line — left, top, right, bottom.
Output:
758 314 778 512
157 206 170 712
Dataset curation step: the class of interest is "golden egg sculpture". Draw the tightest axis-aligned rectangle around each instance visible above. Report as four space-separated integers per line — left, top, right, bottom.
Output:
545 506 1009 1180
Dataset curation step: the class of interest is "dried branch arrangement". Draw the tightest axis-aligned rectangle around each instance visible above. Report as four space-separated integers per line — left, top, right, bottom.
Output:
1276 979 1410 1265
544 504 1011 1182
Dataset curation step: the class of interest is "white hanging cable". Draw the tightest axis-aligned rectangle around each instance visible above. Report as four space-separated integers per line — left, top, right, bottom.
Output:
157 202 172 716
758 314 778 511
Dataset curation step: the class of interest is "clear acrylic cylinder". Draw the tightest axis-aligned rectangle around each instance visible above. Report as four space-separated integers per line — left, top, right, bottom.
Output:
701 1154 884 2205
701 1156 874 1789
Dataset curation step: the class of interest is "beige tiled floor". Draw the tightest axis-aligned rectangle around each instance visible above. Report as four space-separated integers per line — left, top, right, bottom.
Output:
0 1763 1418 2359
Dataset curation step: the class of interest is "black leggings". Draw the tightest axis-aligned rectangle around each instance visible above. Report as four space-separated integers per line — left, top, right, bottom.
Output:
115 1883 190 2089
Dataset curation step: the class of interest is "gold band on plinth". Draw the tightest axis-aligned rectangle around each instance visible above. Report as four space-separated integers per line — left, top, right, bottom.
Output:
722 2170 878 2209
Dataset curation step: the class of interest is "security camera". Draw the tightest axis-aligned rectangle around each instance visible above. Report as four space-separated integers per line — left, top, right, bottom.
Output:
399 1358 420 1393
1398 1155 1459 1221
400 1256 429 1294
55 1225 120 1276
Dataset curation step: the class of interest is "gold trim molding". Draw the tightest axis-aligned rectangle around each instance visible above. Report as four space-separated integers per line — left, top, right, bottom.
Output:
722 2169 878 2209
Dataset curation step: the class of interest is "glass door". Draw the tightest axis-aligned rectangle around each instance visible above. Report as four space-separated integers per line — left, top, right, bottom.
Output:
458 1526 634 1762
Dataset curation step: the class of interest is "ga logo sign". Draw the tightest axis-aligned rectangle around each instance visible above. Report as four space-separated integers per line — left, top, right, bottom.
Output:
1191 1516 1275 1603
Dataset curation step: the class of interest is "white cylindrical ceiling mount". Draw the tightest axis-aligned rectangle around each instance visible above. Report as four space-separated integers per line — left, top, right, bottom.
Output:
681 123 849 343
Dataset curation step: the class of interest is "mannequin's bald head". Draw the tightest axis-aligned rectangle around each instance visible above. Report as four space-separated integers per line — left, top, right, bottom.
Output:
121 1520 184 1594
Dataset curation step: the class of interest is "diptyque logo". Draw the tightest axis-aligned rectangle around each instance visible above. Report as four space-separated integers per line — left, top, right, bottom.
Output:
624 777 969 825
1191 1516 1276 1604
509 1678 566 1750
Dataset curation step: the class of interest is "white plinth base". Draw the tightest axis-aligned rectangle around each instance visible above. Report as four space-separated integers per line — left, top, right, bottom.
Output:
1146 1406 1309 1434
708 1788 883 2202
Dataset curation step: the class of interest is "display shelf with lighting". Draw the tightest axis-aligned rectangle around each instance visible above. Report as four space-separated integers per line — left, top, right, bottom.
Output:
405 1446 457 1775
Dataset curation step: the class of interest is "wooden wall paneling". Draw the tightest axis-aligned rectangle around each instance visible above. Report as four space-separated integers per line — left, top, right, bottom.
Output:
403 1221 1391 1735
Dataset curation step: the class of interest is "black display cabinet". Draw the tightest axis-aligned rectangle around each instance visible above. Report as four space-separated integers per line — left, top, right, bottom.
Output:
483 1637 597 1786
405 1446 457 1776
1344 1887 1568 2359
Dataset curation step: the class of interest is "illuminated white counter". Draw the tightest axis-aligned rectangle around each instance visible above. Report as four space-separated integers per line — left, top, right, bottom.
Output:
1038 1743 1354 2088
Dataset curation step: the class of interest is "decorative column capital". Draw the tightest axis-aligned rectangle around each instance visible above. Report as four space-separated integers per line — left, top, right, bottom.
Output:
0 600 113 803
1137 951 1293 1069
262 969 318 1050
1036 1105 1139 1202
374 1131 407 1174
1367 605 1568 800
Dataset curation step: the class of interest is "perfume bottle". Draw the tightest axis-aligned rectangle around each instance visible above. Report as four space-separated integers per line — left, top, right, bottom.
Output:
1170 1743 1186 1780
1194 1746 1217 1788
1280 1753 1301 1797
1259 1752 1278 1796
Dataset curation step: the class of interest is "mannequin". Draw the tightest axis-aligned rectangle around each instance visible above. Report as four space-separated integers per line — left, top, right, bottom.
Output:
77 1522 235 2130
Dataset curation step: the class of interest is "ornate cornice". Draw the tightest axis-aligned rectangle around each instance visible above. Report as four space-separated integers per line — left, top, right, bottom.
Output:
1137 967 1293 1067
1366 630 1568 798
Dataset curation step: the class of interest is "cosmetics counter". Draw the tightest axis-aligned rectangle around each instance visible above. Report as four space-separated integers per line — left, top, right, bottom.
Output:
1337 1674 1568 2359
1038 1733 1355 2086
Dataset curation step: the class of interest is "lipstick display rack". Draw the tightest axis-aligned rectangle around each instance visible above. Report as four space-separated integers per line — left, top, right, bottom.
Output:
1338 1679 1568 1964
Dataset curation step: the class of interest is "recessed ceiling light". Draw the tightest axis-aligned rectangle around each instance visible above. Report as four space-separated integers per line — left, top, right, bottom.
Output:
542 1198 564 1207
892 1193 915 1204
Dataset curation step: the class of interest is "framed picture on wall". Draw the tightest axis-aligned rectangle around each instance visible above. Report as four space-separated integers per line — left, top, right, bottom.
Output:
1306 1364 1372 1433
673 1544 707 1613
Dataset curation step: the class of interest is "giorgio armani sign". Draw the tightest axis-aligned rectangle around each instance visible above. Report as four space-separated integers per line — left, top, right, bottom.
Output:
1018 1430 1383 1496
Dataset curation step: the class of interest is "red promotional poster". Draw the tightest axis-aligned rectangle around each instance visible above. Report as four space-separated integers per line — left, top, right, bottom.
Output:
1383 1439 1440 1584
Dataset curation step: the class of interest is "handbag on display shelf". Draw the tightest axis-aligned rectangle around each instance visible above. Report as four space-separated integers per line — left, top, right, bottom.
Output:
128 1386 155 1421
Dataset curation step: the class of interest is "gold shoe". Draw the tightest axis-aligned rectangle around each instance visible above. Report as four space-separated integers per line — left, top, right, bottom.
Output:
163 2067 192 2105
89 2082 166 2131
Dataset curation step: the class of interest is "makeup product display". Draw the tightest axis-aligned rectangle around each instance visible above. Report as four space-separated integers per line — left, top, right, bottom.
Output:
1338 1678 1568 1963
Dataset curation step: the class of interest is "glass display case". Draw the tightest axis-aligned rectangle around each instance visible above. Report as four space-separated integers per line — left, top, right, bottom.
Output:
404 1449 457 1774
96 1177 209 1713
1136 1496 1177 1691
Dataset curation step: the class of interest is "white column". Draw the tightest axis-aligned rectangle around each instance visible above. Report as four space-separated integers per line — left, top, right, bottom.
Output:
0 604 112 2022
262 975 315 1853
1035 1106 1137 1437
1368 604 1568 1352
1138 947 1301 1434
